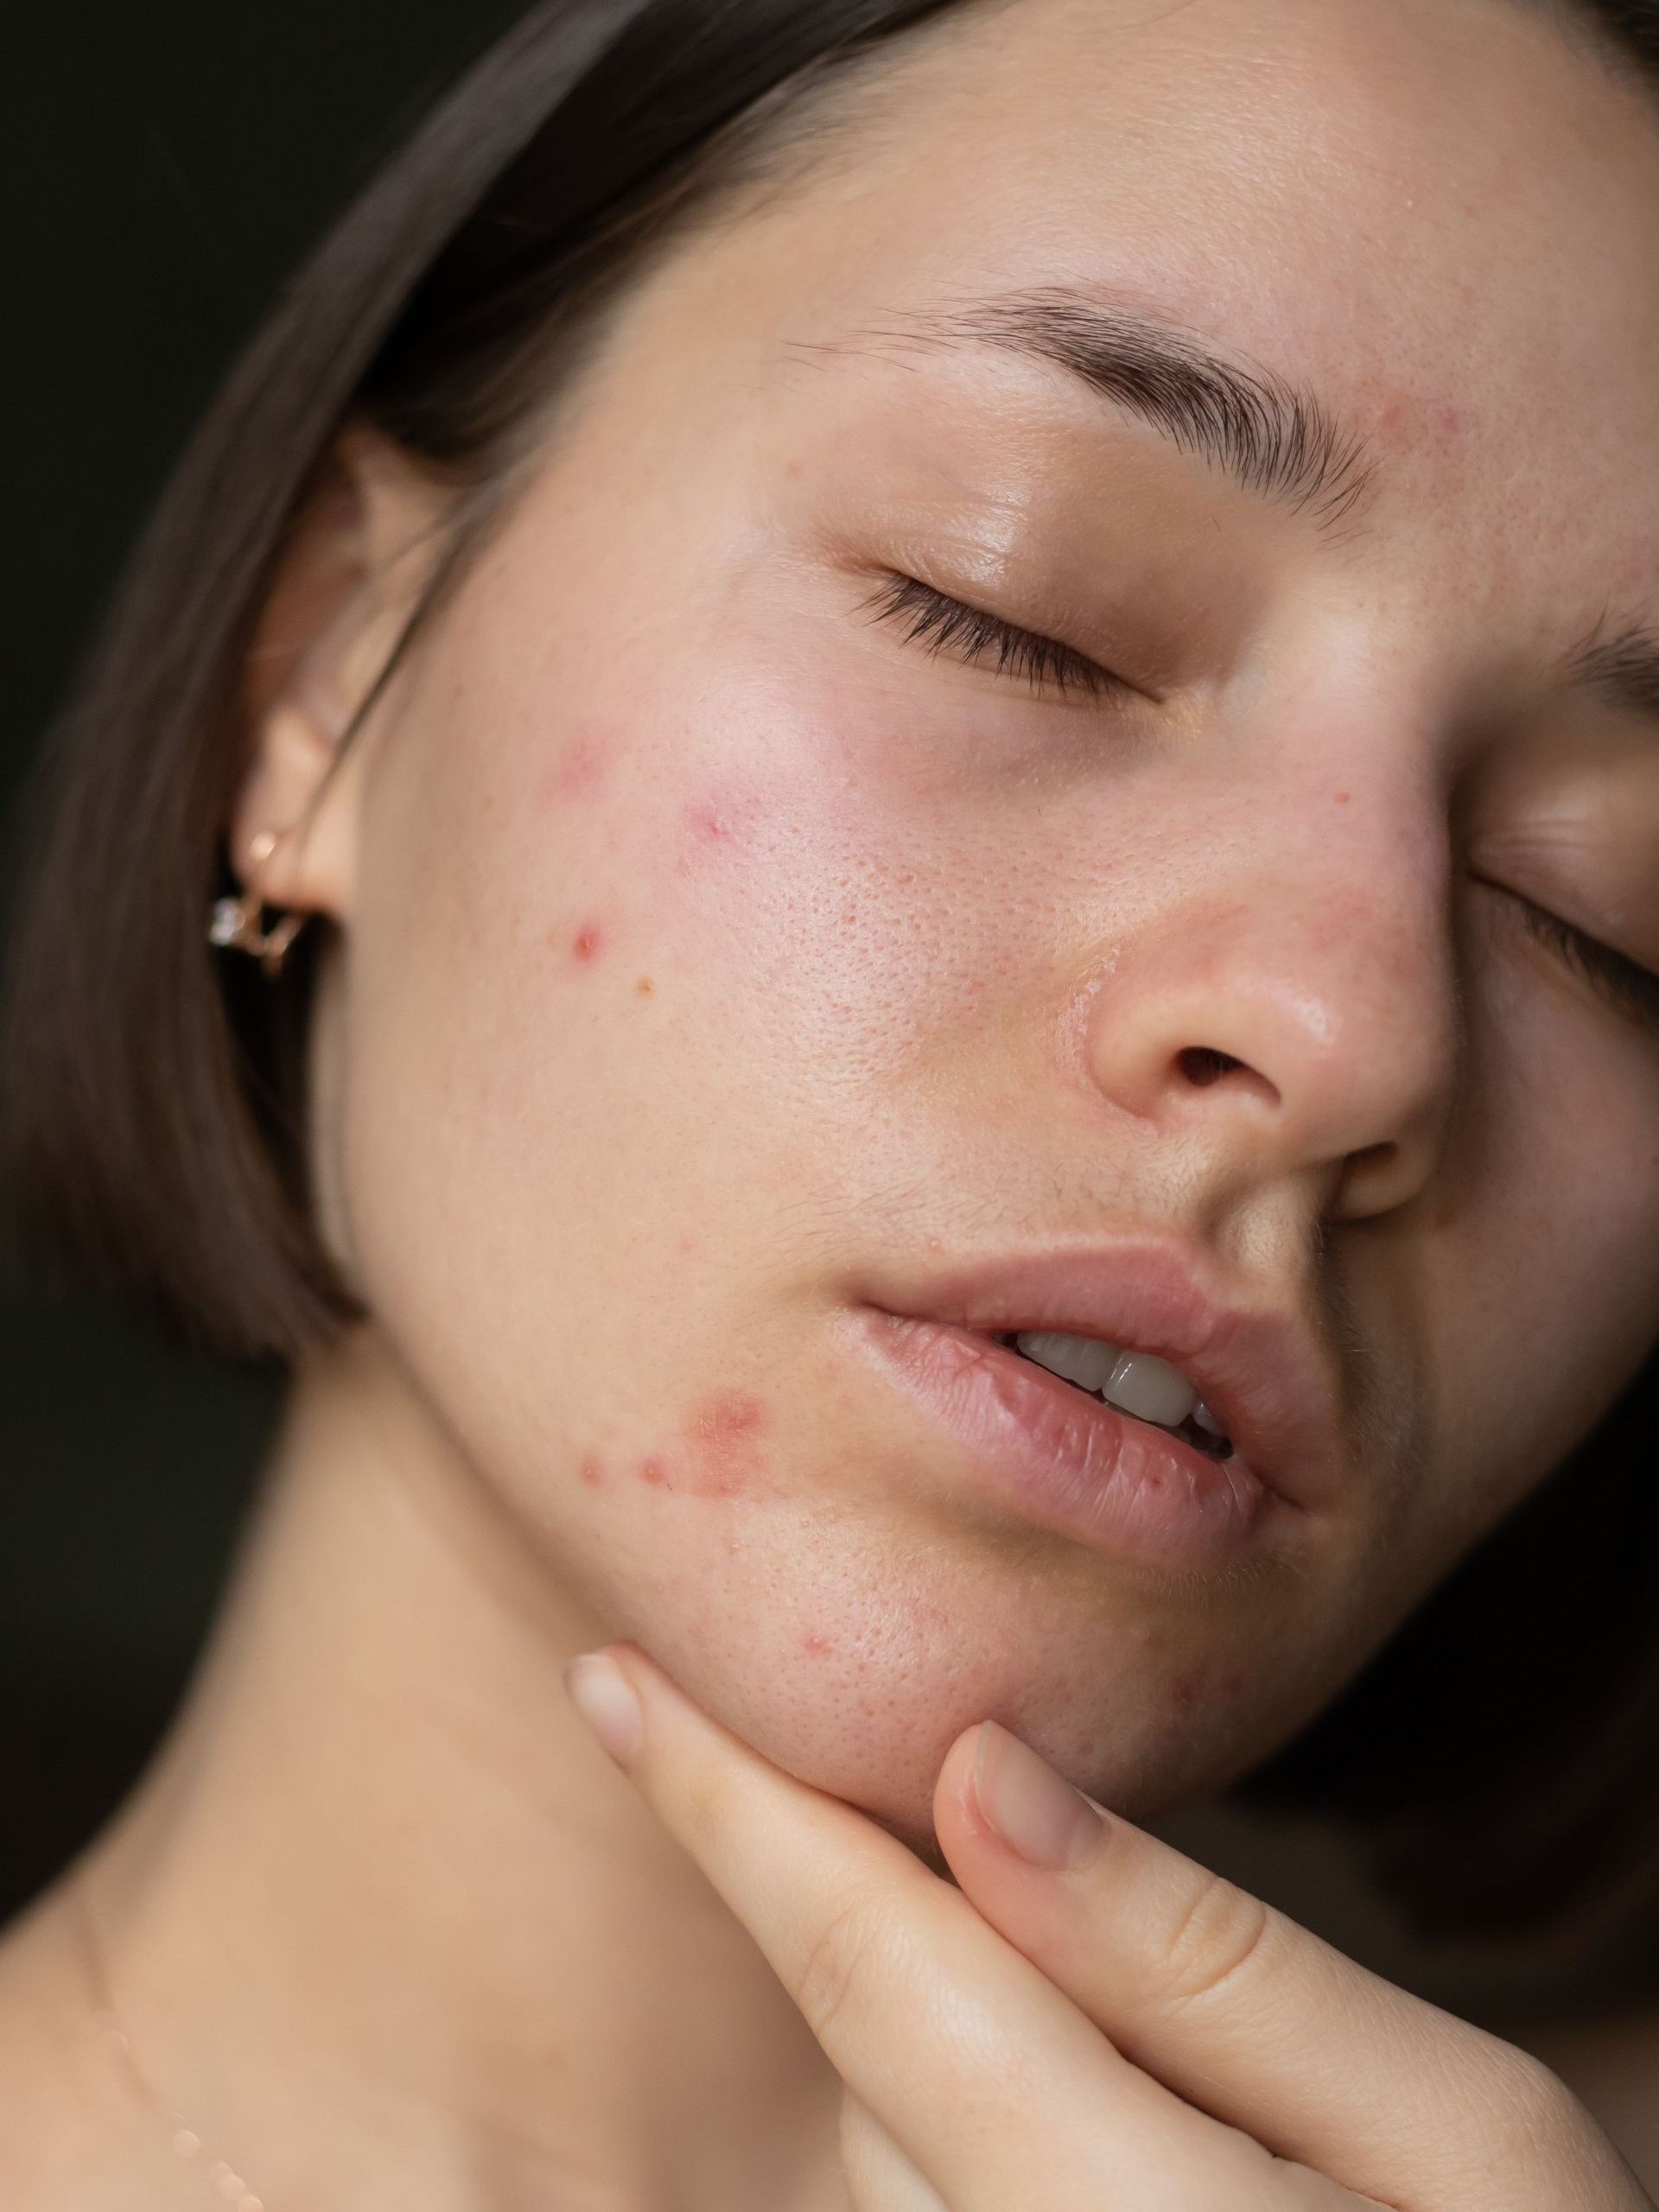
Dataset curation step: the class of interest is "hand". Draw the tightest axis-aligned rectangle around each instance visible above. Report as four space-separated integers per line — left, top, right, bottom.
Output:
563 1643 1653 2211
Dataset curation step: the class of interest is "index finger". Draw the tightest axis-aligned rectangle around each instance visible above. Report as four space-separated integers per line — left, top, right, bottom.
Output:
563 1643 1341 2210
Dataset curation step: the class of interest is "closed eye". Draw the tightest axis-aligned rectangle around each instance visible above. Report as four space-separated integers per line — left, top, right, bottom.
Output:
1497 887 1659 1037
861 575 1132 702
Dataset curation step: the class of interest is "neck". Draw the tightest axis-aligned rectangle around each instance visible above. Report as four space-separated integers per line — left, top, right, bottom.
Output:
77 1325 847 2212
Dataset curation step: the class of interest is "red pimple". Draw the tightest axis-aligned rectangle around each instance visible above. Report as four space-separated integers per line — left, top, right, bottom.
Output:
802 1630 833 1656
699 1393 765 1440
639 1455 670 1487
678 1391 770 1501
578 1454 605 1488
573 923 604 963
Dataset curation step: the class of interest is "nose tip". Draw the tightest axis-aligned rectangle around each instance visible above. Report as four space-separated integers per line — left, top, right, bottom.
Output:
1082 920 1458 1220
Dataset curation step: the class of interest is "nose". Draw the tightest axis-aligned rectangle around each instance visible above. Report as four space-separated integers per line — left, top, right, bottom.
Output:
1077 802 1459 1222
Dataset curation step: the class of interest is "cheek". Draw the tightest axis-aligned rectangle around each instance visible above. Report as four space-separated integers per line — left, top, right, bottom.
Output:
323 599 1378 1824
1408 976 1659 1559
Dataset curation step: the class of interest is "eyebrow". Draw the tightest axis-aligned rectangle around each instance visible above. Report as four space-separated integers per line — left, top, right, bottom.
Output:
794 289 1659 726
793 286 1378 533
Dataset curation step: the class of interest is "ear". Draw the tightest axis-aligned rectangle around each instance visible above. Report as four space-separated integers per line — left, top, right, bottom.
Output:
227 422 454 918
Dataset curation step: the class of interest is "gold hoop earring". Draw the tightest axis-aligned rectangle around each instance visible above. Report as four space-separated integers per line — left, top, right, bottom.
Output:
207 830 309 979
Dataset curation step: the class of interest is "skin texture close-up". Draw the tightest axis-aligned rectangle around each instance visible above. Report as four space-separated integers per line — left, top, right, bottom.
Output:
6 0 1659 2204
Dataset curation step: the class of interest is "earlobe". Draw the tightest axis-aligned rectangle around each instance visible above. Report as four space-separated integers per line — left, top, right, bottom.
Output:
226 423 453 925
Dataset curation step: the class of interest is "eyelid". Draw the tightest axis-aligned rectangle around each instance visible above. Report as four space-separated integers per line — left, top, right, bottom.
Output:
1495 881 1659 1036
861 573 1133 703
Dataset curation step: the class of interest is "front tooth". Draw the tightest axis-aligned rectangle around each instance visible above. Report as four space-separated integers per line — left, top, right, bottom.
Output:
1101 1351 1198 1429
1014 1331 1122 1395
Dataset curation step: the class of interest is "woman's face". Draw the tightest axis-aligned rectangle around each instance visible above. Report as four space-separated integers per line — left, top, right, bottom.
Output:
293 0 1659 1840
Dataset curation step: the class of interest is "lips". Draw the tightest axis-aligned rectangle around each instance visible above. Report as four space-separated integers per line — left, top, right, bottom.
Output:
853 1238 1344 1516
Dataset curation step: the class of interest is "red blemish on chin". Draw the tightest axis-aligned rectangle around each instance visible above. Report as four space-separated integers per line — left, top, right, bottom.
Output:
578 1454 605 1488
573 923 604 963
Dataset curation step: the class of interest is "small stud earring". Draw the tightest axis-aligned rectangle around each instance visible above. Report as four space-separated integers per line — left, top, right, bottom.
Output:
207 830 308 978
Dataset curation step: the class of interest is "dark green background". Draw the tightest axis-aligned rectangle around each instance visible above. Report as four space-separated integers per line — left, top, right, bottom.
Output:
1 0 522 1921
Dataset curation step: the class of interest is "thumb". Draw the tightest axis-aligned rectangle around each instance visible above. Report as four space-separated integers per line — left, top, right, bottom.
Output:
931 1719 1643 2211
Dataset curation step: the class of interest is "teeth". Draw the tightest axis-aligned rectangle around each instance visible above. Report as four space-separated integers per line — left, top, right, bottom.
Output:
1101 1351 1198 1431
1014 1331 1122 1395
1192 1398 1226 1435
1013 1331 1200 1432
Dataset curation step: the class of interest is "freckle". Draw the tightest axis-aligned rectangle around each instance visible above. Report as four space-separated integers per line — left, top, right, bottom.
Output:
578 1454 605 1488
635 976 654 996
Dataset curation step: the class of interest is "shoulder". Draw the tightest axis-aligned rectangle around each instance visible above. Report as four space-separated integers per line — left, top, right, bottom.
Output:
0 1876 169 2210
1512 2007 1659 2200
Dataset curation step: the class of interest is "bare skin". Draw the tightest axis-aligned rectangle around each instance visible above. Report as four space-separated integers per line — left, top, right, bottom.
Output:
4 0 1659 2202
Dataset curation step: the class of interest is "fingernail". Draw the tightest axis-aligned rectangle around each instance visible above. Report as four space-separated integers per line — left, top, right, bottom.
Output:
970 1720 1107 1871
564 1652 644 1767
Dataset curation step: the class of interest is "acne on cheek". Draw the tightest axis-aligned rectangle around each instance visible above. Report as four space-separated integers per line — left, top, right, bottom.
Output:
572 1393 774 1504
678 787 768 870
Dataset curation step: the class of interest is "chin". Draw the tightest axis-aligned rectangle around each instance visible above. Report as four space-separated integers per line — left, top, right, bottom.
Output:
600 1499 1293 1847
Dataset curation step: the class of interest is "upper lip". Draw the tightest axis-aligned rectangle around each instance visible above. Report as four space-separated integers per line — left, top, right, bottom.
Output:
858 1236 1345 1510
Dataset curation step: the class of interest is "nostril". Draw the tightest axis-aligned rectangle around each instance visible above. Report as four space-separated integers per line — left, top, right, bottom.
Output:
1178 1046 1247 1088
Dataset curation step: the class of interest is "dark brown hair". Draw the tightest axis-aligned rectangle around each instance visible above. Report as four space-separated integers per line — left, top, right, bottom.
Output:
5 0 1659 1949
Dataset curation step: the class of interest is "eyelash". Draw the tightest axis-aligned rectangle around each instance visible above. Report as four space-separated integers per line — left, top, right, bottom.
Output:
865 575 1659 1039
1509 896 1659 1037
864 575 1127 702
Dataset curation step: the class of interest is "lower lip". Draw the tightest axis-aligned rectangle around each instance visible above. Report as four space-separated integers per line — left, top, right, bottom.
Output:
853 1310 1276 1568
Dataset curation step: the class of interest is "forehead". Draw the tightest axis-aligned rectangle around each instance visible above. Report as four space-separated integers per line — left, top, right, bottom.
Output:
663 0 1659 601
